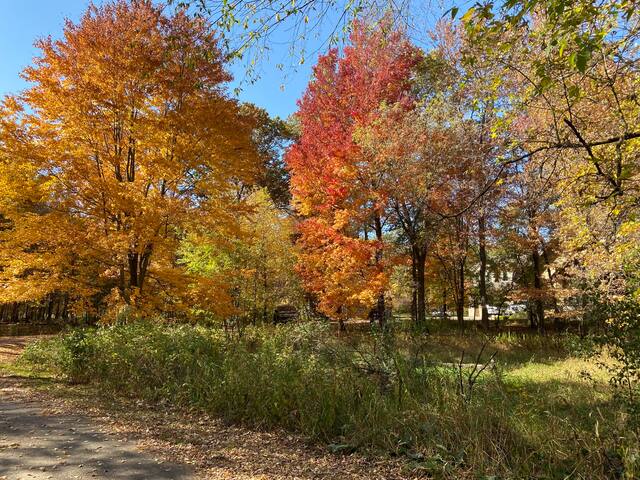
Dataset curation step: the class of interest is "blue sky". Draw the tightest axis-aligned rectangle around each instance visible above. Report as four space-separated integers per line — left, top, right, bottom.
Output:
0 1 447 118
0 0 322 119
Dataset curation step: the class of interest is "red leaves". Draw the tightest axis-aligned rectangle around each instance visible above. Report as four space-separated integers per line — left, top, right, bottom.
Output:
288 20 421 214
287 20 421 319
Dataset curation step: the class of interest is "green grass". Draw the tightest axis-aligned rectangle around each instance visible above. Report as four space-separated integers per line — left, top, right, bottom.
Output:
15 321 640 479
0 360 37 377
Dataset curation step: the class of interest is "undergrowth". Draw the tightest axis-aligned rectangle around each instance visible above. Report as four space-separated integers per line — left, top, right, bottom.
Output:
20 321 639 479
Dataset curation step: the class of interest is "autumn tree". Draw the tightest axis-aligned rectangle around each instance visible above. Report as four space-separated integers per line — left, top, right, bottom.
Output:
497 159 559 331
356 24 499 326
463 0 640 326
458 0 640 401
0 0 258 320
368 105 494 326
462 0 639 77
286 20 421 325
432 216 472 327
357 104 447 325
180 188 303 325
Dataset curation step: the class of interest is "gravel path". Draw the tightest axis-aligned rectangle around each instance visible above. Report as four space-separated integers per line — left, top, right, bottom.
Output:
0 383 194 480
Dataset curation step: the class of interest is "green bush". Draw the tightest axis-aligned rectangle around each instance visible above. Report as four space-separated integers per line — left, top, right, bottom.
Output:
19 335 68 374
20 321 638 479
596 298 640 415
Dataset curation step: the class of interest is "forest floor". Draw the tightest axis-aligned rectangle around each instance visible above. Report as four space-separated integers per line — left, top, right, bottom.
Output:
0 336 43 363
0 336 410 480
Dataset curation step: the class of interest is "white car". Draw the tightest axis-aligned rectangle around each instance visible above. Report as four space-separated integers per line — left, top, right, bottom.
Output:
508 303 527 313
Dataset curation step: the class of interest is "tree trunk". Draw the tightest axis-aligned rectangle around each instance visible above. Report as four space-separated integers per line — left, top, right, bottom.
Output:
527 300 536 329
62 296 69 322
373 214 386 328
532 249 545 332
478 215 490 329
252 268 258 325
415 247 427 325
410 250 418 323
127 244 153 296
138 244 152 291
442 287 447 317
46 296 53 323
128 251 139 289
542 247 561 318
262 265 268 323
456 261 465 328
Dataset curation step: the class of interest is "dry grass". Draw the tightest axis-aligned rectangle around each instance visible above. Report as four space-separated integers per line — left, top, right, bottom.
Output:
4 325 638 479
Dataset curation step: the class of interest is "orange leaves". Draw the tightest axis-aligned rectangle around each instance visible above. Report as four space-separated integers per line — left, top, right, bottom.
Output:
295 218 387 319
0 0 258 319
286 21 421 320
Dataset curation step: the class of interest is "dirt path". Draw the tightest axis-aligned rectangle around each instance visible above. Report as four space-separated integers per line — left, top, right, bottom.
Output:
0 336 45 364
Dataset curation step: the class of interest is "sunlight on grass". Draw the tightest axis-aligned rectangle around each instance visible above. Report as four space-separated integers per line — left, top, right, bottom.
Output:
507 356 610 385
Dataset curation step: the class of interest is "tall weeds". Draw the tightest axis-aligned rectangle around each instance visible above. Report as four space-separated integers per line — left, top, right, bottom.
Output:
20 322 637 479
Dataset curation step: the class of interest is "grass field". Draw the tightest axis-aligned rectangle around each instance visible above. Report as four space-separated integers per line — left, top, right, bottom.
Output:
3 321 637 479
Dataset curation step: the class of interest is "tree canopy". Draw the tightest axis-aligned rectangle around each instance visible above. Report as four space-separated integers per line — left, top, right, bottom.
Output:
0 0 258 320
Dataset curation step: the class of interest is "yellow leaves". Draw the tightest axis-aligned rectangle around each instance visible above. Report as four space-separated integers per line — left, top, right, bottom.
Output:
332 209 351 230
619 220 640 237
0 0 261 319
179 187 302 321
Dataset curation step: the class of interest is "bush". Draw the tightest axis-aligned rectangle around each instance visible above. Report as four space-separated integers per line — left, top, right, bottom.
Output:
595 298 640 415
20 321 638 479
19 335 68 375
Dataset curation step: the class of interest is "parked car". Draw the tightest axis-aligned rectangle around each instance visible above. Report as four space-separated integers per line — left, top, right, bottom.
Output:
507 303 528 313
272 304 298 324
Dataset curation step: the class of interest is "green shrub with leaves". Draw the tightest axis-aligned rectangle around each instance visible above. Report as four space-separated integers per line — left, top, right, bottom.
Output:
595 298 640 414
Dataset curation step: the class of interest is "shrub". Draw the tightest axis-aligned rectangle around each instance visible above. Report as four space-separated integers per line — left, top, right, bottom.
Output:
595 298 640 415
19 335 68 375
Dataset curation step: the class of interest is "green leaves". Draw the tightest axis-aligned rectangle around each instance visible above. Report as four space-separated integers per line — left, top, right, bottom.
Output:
569 46 592 73
460 0 636 76
567 84 581 99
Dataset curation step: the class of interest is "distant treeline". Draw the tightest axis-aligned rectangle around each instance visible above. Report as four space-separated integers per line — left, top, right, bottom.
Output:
0 294 71 324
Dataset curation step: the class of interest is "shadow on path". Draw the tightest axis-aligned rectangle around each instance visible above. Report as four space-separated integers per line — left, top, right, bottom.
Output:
0 396 193 479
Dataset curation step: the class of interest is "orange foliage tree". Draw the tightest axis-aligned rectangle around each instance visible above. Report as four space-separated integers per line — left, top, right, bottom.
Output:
286 20 421 323
0 0 257 320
